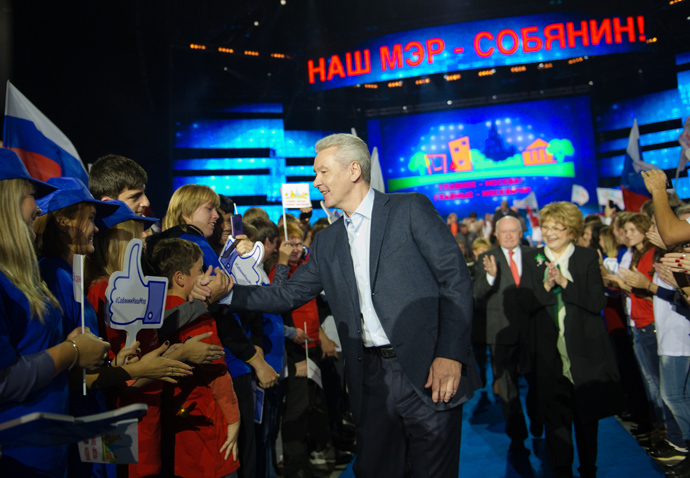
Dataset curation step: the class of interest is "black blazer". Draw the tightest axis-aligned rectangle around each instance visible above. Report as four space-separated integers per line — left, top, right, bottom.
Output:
473 246 532 346
232 190 481 420
520 246 623 421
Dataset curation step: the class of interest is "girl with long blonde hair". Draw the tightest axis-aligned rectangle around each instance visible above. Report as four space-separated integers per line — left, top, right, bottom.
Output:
0 150 110 477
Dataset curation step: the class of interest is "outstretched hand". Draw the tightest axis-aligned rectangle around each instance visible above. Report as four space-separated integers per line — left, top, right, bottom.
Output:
172 332 224 364
133 342 193 383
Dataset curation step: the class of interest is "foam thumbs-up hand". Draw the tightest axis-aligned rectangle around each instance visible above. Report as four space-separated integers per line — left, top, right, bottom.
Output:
105 239 169 349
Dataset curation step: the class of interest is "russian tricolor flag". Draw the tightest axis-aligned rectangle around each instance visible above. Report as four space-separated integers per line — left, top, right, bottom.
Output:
3 81 88 184
621 119 659 212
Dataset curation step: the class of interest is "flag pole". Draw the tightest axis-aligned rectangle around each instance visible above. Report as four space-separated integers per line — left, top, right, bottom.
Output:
281 186 288 241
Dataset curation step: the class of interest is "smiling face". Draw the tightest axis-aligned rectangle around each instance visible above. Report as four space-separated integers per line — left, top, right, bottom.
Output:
313 146 360 215
117 187 150 216
624 222 646 250
184 201 219 238
541 221 572 255
496 216 521 250
65 204 98 256
20 184 39 242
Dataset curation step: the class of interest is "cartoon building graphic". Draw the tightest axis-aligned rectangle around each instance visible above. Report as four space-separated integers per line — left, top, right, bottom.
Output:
448 136 472 172
522 138 556 166
424 154 448 175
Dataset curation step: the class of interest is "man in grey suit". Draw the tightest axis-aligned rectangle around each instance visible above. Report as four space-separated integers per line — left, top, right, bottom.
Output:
230 134 479 478
474 216 532 453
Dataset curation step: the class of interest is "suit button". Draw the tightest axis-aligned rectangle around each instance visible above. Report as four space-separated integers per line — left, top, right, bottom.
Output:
358 357 362 361
357 329 361 334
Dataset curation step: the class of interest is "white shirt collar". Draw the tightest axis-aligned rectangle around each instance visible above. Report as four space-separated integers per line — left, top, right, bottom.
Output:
347 187 375 221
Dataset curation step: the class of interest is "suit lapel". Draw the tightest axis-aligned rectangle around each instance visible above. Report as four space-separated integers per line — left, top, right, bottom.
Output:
369 191 390 291
334 217 361 311
495 248 514 285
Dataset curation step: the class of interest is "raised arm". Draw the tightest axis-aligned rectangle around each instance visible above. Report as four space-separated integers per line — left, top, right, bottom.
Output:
643 170 690 246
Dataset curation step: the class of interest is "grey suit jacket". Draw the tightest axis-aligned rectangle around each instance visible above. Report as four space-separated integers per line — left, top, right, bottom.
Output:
473 246 532 345
232 190 480 420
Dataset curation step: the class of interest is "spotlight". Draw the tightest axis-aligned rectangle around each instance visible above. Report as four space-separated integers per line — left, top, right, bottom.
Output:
447 100 453 105
254 21 259 26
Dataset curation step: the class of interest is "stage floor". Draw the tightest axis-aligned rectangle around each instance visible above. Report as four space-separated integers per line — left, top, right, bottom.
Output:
334 375 667 477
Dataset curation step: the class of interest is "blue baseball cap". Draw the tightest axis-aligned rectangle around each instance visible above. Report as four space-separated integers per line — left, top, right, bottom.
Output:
95 200 159 230
37 177 119 218
0 148 57 198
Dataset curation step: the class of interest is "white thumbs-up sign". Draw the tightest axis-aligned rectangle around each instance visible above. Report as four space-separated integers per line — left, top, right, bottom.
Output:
106 239 168 349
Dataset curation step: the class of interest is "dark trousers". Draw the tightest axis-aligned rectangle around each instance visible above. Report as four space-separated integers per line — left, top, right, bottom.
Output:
282 352 330 478
353 351 463 478
545 375 599 478
255 381 285 478
491 344 528 442
234 374 257 478
472 342 489 389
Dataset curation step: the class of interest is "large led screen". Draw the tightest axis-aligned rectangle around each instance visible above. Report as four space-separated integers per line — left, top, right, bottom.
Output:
366 96 597 217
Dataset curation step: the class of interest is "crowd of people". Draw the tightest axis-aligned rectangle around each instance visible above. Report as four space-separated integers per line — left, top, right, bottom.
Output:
2 131 690 478
0 144 363 478
456 179 690 478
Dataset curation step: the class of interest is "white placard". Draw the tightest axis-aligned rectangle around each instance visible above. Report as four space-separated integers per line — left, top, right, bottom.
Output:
281 183 311 208
105 239 168 349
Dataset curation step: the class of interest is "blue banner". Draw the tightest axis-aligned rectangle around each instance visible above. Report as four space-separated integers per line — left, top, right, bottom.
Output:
305 12 649 91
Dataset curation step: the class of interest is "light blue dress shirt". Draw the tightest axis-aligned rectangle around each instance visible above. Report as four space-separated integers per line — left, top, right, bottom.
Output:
344 188 390 347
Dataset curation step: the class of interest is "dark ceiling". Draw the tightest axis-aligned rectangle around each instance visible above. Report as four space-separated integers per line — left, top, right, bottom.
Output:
4 0 690 210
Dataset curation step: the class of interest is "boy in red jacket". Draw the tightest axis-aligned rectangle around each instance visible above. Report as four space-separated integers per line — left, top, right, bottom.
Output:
153 238 241 478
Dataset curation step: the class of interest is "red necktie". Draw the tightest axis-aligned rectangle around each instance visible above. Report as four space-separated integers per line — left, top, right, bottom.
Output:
509 250 520 287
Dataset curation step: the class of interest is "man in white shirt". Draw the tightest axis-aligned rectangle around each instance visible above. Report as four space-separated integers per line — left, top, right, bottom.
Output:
231 134 479 478
474 216 534 453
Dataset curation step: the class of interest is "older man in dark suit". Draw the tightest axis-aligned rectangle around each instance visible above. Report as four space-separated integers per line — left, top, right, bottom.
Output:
230 134 479 478
474 216 533 454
